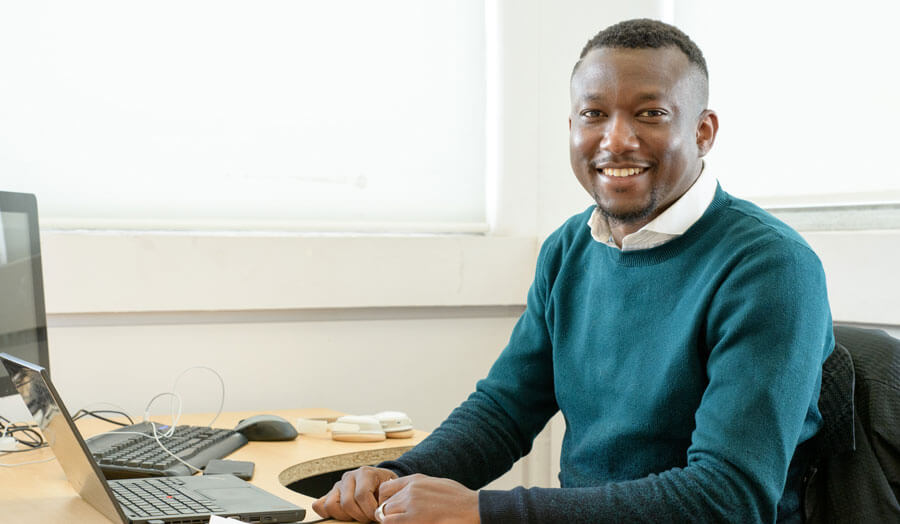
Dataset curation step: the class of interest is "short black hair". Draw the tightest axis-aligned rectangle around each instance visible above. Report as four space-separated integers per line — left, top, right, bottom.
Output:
574 19 708 79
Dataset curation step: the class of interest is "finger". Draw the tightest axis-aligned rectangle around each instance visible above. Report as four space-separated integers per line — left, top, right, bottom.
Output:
373 501 387 523
355 474 381 518
311 493 327 518
377 475 415 504
338 474 370 522
372 470 398 505
312 485 339 518
380 507 409 524
321 482 353 521
377 499 408 524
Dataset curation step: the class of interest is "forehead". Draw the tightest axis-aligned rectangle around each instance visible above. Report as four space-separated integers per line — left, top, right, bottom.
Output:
571 46 696 103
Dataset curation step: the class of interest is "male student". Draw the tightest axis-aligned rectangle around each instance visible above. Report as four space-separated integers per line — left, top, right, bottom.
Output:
314 19 833 523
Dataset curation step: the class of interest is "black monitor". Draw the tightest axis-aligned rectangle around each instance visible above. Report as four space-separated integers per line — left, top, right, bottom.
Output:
0 191 50 397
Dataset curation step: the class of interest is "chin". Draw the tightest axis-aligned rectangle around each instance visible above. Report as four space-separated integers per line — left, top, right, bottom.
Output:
601 208 653 224
594 190 659 224
596 200 655 224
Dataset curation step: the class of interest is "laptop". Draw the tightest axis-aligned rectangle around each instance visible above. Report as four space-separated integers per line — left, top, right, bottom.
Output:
0 352 306 524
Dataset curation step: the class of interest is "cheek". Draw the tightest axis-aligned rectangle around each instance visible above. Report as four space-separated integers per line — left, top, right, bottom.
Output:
645 133 689 167
655 126 696 160
569 128 595 160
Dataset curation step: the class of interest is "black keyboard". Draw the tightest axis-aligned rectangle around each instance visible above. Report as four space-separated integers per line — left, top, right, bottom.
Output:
85 421 248 479
111 477 224 518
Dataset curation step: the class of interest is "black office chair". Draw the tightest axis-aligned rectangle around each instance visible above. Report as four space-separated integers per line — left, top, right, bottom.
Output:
802 325 900 523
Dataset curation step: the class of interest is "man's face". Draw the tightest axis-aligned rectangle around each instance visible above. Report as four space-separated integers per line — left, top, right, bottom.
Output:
569 46 716 229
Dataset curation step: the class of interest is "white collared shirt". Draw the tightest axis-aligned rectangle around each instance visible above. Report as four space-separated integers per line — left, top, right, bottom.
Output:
587 164 717 251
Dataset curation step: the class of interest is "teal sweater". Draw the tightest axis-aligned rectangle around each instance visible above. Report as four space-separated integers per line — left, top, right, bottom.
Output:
382 187 834 523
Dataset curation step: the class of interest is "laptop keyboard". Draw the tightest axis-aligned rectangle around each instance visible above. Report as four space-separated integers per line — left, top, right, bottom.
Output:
112 477 224 518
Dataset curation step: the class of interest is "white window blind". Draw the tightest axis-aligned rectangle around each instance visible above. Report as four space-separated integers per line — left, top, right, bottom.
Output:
0 0 486 232
673 1 900 209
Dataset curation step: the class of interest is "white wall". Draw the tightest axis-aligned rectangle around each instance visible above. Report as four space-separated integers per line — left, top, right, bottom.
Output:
33 234 534 431
4 0 898 494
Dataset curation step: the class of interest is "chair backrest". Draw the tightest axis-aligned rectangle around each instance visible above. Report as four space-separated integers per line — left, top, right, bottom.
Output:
803 325 900 523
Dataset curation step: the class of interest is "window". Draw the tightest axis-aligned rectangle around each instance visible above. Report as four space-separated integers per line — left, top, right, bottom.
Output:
0 1 487 232
674 1 900 212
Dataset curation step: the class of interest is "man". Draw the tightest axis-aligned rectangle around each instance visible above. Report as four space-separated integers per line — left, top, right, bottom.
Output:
314 19 833 523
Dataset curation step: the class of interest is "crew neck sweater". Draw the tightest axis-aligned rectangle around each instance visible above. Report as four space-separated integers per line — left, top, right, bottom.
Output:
380 186 834 523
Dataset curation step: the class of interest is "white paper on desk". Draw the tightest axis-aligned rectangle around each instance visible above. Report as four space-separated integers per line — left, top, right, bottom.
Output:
209 516 243 524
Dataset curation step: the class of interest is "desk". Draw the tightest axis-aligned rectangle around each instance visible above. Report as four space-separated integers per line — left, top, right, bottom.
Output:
0 408 427 523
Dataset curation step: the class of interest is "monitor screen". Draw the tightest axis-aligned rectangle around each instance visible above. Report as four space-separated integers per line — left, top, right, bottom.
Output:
0 191 49 397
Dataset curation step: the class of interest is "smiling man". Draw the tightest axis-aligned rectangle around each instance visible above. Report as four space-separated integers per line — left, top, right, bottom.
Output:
314 19 833 524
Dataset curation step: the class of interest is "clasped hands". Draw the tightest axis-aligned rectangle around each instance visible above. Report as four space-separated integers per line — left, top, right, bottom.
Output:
312 466 480 524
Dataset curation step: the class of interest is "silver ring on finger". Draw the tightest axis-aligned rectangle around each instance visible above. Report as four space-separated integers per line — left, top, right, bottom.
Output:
374 502 387 522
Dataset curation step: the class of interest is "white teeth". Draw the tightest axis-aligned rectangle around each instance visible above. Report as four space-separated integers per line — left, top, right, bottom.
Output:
602 167 644 177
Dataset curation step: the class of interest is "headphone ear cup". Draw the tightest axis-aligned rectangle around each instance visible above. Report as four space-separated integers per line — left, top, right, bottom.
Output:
330 415 386 442
373 411 414 438
331 432 387 442
296 418 329 434
385 429 414 439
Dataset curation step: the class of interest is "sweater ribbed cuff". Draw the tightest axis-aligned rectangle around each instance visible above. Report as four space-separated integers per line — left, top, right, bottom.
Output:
479 489 526 524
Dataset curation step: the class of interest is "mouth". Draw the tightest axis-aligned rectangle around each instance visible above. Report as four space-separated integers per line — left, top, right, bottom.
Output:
597 166 649 178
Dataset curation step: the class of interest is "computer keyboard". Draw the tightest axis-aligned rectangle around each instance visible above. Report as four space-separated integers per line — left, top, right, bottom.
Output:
85 421 248 479
111 476 225 518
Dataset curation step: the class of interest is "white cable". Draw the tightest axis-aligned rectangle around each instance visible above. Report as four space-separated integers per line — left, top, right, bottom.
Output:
140 391 202 473
171 366 226 428
149 421 202 473
142 392 182 438
116 365 226 474
0 454 57 467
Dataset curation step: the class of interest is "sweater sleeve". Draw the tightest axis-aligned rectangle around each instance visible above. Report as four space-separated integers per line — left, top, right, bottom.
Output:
477 239 834 523
379 234 561 489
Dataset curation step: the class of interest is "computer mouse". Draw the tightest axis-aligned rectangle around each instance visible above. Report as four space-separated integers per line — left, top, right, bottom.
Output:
233 414 298 441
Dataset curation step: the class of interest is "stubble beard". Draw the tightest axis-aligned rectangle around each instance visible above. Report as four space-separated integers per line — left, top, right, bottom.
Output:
594 187 660 226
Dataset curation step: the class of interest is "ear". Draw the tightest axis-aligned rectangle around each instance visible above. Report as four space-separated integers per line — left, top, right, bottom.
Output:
696 110 718 157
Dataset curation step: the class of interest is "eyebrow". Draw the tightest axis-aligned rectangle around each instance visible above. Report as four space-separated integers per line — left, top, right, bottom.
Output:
636 91 664 102
579 91 666 103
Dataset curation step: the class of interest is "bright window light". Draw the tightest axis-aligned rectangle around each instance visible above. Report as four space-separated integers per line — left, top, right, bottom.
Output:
0 0 487 232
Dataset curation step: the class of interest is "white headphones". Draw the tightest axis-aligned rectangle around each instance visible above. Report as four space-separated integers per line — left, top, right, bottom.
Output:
296 411 414 442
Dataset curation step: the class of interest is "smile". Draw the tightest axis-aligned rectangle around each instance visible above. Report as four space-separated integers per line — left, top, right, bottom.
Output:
599 167 647 177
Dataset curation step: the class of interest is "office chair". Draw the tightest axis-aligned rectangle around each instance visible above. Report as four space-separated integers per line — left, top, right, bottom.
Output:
802 325 900 523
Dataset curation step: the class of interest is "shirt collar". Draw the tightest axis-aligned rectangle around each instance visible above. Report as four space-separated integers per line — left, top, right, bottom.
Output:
588 162 717 249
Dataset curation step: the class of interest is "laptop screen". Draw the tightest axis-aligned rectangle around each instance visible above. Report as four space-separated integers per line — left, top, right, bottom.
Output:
0 191 50 398
0 353 126 523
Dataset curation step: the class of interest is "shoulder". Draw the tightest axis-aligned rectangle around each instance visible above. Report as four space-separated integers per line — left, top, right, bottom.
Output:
537 206 596 266
713 189 821 264
695 191 829 304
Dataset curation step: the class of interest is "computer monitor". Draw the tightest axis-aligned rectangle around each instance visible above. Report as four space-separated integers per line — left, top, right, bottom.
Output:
0 190 50 398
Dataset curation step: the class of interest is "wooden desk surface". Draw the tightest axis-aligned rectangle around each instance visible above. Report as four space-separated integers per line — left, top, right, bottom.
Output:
0 408 427 523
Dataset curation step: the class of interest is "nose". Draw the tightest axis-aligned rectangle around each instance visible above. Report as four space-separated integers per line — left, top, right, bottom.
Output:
600 114 639 154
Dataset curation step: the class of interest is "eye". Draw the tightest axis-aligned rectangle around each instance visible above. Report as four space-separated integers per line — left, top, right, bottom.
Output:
637 109 668 119
580 109 605 119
